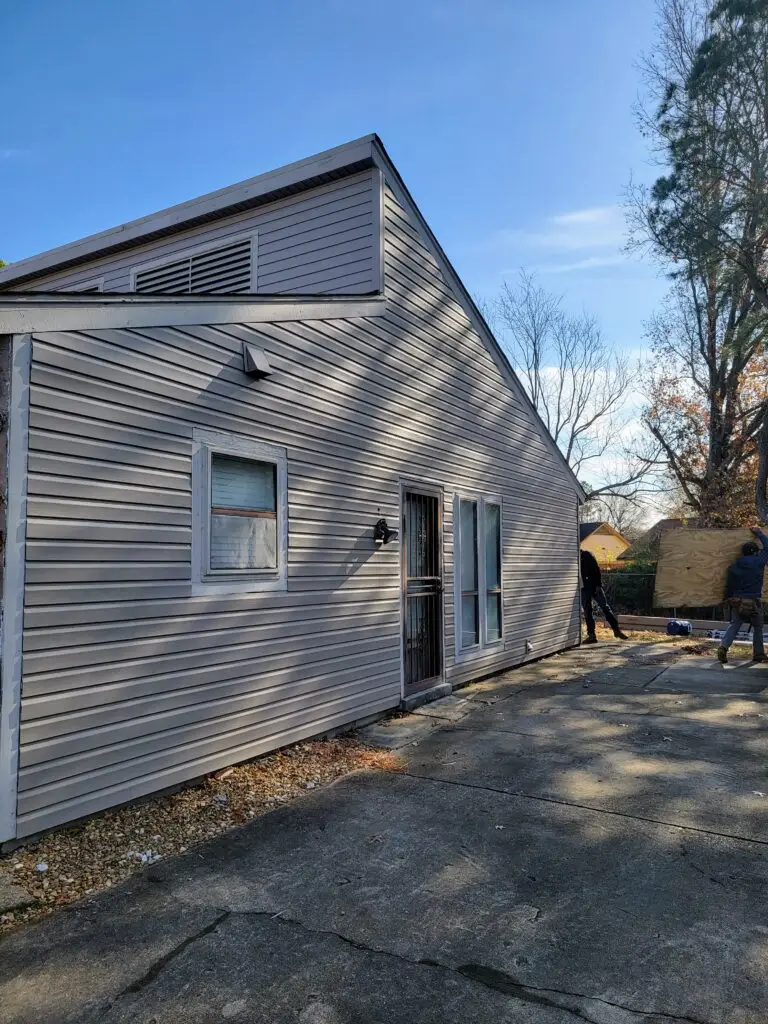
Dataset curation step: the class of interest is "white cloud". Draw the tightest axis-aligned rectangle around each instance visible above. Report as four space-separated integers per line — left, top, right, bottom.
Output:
495 204 626 253
538 254 627 274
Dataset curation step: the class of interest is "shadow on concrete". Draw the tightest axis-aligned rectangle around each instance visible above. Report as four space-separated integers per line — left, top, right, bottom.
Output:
2 642 768 1023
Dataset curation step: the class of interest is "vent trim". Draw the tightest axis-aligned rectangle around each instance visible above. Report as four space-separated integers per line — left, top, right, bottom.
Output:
62 277 105 294
130 233 257 295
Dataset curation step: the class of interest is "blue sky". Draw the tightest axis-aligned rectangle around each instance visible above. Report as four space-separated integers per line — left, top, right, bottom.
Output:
1 0 668 350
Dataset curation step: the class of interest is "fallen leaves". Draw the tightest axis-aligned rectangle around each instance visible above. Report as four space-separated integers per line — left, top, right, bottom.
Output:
0 737 404 935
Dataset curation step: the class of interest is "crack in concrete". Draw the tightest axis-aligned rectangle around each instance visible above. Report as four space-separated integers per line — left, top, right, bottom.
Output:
402 770 768 847
456 963 713 1024
219 908 714 1024
112 910 230 1003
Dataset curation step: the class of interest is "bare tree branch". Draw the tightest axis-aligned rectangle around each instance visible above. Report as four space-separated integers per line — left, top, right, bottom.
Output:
491 270 659 500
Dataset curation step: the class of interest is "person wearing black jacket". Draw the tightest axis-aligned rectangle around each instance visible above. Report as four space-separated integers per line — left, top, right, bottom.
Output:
580 549 628 644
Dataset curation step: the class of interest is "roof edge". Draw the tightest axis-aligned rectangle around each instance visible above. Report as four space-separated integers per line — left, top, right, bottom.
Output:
0 135 378 288
368 135 587 502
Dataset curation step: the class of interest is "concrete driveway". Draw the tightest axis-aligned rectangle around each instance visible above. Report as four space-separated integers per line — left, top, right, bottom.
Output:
2 641 768 1024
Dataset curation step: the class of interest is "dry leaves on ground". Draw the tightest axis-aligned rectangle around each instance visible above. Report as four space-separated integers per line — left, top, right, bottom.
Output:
595 624 713 655
0 737 404 935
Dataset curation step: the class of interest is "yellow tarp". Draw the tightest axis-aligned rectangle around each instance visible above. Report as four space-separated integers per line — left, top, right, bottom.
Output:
654 528 768 607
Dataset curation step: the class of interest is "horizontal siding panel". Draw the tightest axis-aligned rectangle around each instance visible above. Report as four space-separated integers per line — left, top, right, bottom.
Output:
22 644 401 720
22 630 397 699
20 651 400 768
19 675 401 803
31 336 569 503
28 473 192 508
15 691 395 838
21 171 376 295
26 541 189 562
258 216 373 258
26 520 190 543
28 429 189 473
25 562 191 584
26 498 192 527
21 665 398 753
22 605 397 666
28 408 192 455
23 587 398 629
28 452 190 492
23 612 397 674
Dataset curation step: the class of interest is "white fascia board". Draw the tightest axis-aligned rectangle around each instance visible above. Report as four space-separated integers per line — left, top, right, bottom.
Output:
0 135 377 287
0 296 387 335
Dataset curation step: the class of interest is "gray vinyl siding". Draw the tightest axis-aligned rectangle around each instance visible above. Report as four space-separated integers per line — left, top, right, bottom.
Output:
14 177 578 837
14 171 377 296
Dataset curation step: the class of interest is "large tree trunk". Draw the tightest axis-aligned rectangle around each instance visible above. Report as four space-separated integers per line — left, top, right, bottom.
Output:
757 418 768 525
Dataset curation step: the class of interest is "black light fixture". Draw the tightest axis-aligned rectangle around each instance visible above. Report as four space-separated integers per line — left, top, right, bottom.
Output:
374 517 399 546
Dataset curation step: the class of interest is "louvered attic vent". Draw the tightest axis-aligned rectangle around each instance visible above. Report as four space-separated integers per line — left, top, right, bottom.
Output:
133 237 255 294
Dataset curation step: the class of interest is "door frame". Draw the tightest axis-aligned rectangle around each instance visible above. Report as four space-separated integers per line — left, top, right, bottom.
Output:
398 478 446 699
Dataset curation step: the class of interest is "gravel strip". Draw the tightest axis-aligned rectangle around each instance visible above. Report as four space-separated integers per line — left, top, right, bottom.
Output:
0 737 404 935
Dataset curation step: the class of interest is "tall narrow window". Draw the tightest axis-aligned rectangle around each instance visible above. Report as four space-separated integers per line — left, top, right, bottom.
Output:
459 499 479 649
485 503 502 643
456 496 503 655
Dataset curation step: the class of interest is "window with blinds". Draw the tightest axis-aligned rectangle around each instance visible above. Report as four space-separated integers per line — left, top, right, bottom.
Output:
133 235 255 294
209 454 277 571
191 428 287 594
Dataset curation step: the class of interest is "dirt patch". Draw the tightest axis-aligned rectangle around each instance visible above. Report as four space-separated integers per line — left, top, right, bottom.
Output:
0 737 404 936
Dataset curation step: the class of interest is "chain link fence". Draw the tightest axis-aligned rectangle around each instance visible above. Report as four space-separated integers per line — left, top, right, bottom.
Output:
599 567 728 620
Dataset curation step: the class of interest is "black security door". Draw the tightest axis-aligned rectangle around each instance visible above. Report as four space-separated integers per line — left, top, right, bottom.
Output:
402 490 443 693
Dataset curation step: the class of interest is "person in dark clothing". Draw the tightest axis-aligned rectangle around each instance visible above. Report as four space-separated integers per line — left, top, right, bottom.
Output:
716 527 768 664
580 549 628 644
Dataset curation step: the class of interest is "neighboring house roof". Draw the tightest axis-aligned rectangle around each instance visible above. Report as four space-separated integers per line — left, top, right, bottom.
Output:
0 134 586 500
579 521 629 544
579 522 602 541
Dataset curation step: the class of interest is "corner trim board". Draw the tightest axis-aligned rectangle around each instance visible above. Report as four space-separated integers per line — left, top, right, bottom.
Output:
0 335 31 843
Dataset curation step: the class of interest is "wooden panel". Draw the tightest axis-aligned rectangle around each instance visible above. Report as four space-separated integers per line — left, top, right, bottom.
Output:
654 529 767 606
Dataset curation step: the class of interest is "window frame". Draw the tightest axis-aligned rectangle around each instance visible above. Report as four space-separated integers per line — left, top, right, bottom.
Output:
454 493 504 659
192 427 287 595
129 231 258 294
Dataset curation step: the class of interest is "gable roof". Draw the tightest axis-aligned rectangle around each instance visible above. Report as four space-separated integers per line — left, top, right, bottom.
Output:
579 522 602 541
0 134 585 500
579 521 629 544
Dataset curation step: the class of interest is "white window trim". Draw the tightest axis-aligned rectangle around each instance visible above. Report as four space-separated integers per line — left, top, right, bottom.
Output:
129 230 258 293
63 276 105 292
191 427 287 595
454 492 504 661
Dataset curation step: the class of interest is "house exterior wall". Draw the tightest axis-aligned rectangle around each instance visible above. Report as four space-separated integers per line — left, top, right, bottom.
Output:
581 530 630 564
11 171 378 296
9 177 580 839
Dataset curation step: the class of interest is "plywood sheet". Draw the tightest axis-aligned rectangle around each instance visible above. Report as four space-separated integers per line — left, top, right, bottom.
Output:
654 529 768 607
